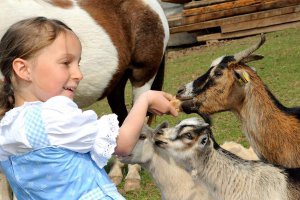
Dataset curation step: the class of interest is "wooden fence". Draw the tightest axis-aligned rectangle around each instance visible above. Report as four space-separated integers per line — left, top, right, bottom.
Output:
167 0 300 42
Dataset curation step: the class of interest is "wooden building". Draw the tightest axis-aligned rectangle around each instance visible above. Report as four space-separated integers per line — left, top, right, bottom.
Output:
163 0 300 43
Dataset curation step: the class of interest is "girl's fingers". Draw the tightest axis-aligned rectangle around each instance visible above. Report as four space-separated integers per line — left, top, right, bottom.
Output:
150 109 163 116
163 92 173 100
168 106 178 117
150 105 178 117
163 92 179 116
147 91 179 117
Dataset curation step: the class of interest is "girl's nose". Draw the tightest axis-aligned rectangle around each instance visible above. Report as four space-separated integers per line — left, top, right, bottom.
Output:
72 65 83 81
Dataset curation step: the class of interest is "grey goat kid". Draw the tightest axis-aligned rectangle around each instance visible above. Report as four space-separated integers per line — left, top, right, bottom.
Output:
154 117 300 200
119 123 213 200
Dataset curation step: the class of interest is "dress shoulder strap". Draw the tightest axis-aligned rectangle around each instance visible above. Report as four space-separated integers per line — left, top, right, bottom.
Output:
24 105 50 148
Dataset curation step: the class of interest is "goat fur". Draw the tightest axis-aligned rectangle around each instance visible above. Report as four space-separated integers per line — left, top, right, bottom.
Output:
154 117 300 200
176 34 300 168
120 123 259 200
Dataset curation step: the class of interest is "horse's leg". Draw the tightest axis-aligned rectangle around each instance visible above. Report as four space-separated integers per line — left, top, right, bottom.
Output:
107 70 130 185
124 55 166 191
108 158 125 186
107 69 130 124
124 164 141 192
121 78 155 191
122 108 154 197
148 55 165 124
122 80 156 190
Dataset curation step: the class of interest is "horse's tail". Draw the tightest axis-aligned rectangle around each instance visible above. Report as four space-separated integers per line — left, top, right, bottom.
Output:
147 54 166 125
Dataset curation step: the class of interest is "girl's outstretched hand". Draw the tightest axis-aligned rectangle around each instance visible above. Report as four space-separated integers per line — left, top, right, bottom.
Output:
116 90 178 155
145 90 178 117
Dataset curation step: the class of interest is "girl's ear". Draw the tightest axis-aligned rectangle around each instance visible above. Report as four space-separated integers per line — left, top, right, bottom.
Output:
12 58 31 81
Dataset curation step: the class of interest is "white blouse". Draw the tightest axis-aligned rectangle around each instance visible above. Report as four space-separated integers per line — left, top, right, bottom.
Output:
0 96 119 168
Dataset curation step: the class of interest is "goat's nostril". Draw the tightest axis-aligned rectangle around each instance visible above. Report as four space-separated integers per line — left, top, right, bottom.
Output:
155 140 167 147
177 87 185 95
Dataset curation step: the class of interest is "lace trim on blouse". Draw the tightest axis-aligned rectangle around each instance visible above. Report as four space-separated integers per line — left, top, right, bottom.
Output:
91 114 119 168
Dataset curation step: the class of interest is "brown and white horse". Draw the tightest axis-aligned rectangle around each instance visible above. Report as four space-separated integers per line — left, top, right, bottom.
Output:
0 0 169 195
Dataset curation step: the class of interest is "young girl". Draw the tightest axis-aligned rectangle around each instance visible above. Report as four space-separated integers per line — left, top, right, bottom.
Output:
0 17 178 200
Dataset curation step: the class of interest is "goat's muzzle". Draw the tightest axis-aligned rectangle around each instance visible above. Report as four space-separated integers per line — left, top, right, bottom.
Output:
176 86 194 101
180 98 199 114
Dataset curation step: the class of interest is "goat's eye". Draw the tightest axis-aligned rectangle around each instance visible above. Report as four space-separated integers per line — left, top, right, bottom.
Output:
139 134 146 140
183 133 194 140
157 130 164 135
214 70 223 77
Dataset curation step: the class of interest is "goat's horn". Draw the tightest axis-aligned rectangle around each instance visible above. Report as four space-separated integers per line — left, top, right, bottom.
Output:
234 33 266 63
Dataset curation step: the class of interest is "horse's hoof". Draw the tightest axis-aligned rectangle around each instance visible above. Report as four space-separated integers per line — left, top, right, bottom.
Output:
124 178 141 192
110 176 123 186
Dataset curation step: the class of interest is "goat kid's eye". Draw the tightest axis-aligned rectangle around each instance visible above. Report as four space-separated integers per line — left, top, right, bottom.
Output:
183 133 194 140
198 135 208 149
157 130 164 135
201 137 207 145
139 135 146 140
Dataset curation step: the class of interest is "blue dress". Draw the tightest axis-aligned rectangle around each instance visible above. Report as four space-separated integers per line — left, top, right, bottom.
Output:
0 96 125 200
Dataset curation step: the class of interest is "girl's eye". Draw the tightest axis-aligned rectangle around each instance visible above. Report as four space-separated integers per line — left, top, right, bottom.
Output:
61 58 71 65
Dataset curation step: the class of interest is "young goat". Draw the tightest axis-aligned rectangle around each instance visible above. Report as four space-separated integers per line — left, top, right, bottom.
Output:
154 117 300 200
120 123 258 200
119 123 214 200
176 34 300 168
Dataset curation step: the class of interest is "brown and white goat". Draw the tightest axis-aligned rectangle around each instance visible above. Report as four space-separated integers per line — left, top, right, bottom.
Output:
176 34 300 168
154 117 300 200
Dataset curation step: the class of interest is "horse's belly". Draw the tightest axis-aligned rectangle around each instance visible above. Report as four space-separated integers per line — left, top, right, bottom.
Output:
0 0 119 107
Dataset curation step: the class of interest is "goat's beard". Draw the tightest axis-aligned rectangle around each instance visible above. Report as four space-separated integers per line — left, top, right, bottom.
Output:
180 100 211 124
180 99 199 114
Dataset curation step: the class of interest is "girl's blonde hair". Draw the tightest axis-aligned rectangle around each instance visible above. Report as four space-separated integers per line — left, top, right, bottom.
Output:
0 16 73 116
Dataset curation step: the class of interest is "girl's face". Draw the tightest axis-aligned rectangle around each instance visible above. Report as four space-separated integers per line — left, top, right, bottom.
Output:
27 31 82 102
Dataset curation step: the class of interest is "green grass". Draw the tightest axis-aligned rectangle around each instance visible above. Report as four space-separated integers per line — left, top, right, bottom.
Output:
85 27 300 199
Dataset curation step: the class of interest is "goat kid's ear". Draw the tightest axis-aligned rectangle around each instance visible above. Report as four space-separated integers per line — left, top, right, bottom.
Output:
233 69 250 86
197 134 209 149
154 121 169 133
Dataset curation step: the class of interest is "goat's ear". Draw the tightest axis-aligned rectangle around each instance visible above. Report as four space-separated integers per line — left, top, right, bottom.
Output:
233 69 250 86
141 124 154 139
240 54 264 63
154 121 168 133
197 134 209 149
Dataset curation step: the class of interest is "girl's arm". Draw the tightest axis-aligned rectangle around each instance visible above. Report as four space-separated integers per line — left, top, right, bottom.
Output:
115 90 178 156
